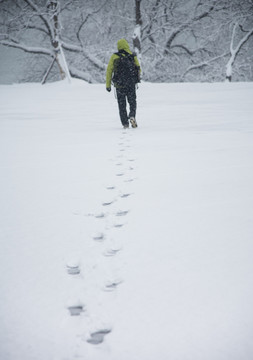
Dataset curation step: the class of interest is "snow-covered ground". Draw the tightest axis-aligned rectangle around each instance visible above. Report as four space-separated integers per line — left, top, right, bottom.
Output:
0 80 253 360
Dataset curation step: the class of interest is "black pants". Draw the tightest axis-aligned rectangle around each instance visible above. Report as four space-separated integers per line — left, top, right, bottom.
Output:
116 85 136 126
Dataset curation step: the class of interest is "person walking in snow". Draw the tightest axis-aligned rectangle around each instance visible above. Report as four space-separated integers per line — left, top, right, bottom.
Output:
106 39 141 129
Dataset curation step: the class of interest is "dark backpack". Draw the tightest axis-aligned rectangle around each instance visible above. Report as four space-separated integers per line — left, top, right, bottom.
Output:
112 50 140 87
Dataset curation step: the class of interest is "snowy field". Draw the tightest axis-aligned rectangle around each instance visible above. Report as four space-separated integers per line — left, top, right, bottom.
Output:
0 80 253 360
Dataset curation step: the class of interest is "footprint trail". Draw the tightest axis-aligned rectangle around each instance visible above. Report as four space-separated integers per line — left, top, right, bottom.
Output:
64 127 137 354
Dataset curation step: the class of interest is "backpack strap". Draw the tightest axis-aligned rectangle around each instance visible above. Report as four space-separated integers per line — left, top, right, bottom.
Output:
115 50 134 59
114 52 124 58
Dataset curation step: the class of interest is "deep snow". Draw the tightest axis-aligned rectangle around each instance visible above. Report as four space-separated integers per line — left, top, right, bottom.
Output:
0 80 253 360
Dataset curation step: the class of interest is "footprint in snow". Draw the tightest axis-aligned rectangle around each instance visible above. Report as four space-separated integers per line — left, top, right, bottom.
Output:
102 201 114 206
104 247 121 257
120 193 131 198
66 264 80 275
68 304 85 316
114 223 124 228
106 186 116 190
103 280 123 292
87 329 111 345
124 178 134 183
95 213 106 219
93 233 105 242
66 258 81 275
116 210 129 217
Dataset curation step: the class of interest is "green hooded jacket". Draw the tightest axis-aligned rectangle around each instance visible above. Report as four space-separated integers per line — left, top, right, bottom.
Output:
106 39 141 89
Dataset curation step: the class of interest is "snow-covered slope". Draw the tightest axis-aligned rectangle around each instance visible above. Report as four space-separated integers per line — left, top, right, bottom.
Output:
0 80 253 360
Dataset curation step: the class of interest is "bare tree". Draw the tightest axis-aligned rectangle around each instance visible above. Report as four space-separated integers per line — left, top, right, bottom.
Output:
0 0 72 82
133 0 142 65
0 0 252 83
224 0 253 82
226 24 253 81
0 0 108 83
138 0 253 82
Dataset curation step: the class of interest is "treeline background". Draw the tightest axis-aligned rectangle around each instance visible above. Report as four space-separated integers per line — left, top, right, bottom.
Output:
0 0 252 84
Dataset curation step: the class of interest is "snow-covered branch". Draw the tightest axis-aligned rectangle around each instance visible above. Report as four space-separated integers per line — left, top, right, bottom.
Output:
0 0 252 83
164 2 217 54
76 1 107 45
62 41 106 71
0 39 53 56
226 23 253 81
68 66 94 83
181 52 229 81
23 0 53 40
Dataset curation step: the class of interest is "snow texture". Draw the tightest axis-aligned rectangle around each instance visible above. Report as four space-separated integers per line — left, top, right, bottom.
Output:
0 80 253 360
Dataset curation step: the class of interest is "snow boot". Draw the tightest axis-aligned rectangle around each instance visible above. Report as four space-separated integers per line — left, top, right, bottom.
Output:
130 117 138 128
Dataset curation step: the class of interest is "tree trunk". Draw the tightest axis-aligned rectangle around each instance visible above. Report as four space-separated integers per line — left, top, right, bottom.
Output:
133 0 142 65
225 23 253 82
48 0 71 82
55 45 71 82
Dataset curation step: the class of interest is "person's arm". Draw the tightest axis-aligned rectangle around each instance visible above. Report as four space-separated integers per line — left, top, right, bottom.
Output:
106 54 116 89
134 55 141 80
134 56 141 70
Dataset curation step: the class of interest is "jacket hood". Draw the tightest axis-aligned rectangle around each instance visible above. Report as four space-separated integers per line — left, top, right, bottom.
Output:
117 39 130 52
